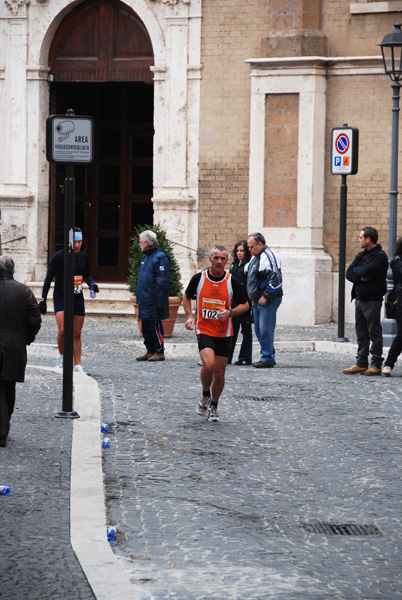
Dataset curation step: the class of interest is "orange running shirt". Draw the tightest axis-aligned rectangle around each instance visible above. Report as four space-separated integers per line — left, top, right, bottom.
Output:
195 270 234 337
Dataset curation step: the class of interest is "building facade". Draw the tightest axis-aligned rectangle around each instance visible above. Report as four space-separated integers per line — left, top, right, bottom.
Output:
0 0 400 323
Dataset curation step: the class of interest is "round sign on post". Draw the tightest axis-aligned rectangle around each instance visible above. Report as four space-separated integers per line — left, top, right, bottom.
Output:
331 126 358 175
335 133 350 154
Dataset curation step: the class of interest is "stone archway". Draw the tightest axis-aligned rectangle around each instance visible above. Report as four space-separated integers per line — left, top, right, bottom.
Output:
48 0 155 281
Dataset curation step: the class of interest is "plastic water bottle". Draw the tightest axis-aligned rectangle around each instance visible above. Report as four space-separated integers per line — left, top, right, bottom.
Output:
101 423 108 433
107 526 117 541
102 437 110 448
90 283 96 299
0 485 10 496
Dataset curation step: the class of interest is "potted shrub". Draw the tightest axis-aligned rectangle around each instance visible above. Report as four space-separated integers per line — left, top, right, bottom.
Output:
127 223 183 337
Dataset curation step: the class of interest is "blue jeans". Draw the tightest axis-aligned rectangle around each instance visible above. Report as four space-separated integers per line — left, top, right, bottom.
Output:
253 296 282 364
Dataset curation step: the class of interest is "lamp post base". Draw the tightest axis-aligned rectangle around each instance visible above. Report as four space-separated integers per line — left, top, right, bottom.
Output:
55 411 80 419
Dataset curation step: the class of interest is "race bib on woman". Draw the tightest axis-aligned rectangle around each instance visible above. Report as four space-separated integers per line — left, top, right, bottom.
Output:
74 275 83 294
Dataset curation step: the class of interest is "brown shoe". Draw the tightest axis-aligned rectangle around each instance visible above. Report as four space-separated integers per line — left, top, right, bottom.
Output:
342 365 367 374
252 361 275 368
148 353 165 362
136 352 154 361
363 366 381 376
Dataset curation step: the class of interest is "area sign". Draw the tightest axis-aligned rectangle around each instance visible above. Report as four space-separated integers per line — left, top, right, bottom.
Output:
331 126 359 175
46 114 94 164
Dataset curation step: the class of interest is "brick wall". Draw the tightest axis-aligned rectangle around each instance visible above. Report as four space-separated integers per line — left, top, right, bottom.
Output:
198 0 270 266
264 93 299 228
324 71 401 271
199 0 402 277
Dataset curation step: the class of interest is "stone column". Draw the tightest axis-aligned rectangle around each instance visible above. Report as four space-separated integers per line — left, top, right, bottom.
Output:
152 0 202 286
262 0 328 59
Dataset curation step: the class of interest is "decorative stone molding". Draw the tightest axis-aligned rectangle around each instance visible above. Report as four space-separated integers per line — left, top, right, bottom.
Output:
151 0 190 5
5 0 29 15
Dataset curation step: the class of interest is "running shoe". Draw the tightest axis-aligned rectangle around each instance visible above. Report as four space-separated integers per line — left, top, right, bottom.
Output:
55 356 63 369
74 364 86 375
196 395 210 416
207 405 220 422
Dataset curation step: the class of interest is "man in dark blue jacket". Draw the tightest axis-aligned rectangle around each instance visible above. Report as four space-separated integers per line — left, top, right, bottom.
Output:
135 230 170 362
343 226 388 376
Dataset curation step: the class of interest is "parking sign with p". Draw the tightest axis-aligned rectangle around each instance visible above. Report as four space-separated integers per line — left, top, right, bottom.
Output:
331 126 358 175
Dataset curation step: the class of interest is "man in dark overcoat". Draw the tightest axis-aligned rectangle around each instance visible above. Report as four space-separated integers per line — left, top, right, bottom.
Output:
135 230 170 362
0 256 42 447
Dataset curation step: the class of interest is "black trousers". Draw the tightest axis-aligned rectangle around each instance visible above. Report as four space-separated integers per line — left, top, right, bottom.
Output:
384 302 402 368
0 379 16 440
355 298 383 369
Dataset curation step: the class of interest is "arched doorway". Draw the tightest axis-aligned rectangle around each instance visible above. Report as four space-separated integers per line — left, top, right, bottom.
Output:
48 0 154 282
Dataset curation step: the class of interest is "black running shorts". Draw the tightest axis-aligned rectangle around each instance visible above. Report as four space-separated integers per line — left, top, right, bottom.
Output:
197 334 231 358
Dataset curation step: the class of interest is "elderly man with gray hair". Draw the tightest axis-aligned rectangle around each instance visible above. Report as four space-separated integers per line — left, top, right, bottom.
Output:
135 230 170 361
247 233 283 368
0 256 41 447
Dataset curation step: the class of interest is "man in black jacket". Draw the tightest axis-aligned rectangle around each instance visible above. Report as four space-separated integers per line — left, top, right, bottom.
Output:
343 226 388 376
0 256 42 447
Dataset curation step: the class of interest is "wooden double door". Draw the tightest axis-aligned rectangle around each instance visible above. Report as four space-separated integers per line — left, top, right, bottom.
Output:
48 0 155 282
51 82 154 281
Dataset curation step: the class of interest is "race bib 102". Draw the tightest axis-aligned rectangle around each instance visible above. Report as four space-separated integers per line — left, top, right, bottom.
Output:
201 298 226 319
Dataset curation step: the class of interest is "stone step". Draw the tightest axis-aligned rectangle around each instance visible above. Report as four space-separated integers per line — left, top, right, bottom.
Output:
26 282 134 316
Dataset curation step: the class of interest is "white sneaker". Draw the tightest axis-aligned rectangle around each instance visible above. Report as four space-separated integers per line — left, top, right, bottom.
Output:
74 365 86 375
207 405 220 422
196 395 210 416
382 366 392 377
55 356 63 369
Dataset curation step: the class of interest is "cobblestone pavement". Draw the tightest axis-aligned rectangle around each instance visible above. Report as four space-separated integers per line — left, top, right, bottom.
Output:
0 367 95 600
4 317 402 600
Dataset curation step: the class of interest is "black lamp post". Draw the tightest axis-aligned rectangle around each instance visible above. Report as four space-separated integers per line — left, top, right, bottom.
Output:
380 23 402 346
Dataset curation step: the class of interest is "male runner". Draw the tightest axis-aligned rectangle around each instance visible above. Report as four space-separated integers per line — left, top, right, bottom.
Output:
183 245 249 422
39 228 98 374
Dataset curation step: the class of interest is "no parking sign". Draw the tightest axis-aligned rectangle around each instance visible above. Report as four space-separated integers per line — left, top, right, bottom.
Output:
331 126 359 175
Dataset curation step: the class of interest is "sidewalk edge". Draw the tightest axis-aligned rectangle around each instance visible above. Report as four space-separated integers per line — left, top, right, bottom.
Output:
71 373 148 600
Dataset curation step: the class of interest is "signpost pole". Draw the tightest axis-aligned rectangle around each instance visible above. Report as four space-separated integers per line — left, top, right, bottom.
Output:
56 162 79 419
331 124 358 343
46 108 93 419
335 174 349 342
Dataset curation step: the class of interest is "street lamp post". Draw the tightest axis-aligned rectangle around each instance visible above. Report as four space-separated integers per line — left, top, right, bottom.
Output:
380 23 402 346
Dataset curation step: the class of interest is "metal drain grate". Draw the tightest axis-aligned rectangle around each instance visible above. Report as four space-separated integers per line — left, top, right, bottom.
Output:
300 522 382 536
235 395 287 402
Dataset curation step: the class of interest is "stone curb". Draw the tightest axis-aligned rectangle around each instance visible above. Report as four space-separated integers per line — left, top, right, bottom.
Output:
28 365 148 600
29 339 359 360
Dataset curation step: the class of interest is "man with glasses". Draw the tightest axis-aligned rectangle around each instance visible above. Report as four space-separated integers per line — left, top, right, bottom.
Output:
183 246 249 422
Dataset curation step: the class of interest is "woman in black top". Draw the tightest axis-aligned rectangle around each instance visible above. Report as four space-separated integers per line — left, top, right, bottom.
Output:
383 237 402 376
228 240 253 365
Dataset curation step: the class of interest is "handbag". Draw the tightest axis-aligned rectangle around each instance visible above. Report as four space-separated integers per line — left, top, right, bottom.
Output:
385 287 398 319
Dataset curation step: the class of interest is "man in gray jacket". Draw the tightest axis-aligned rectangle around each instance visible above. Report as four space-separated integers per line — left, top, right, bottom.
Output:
0 256 41 447
247 233 283 368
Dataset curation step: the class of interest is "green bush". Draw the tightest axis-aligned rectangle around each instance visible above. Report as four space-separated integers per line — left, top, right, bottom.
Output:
127 224 183 298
